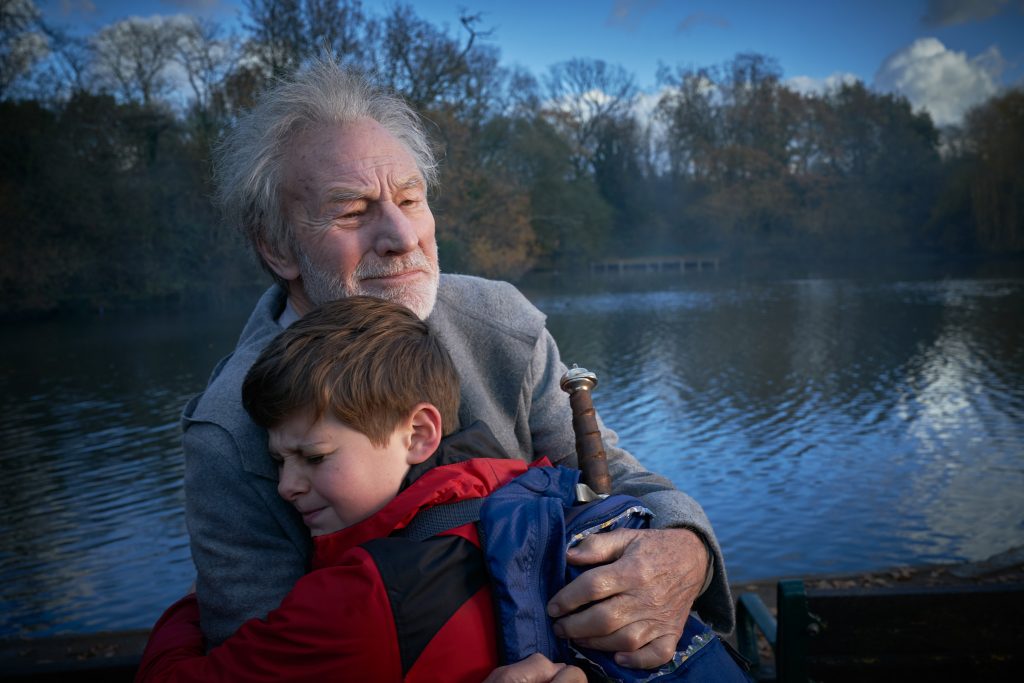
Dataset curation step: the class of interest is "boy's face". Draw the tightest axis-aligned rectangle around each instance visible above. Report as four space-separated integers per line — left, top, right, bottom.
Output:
269 410 415 536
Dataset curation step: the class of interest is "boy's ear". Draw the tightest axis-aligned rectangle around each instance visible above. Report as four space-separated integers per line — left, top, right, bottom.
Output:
405 403 443 466
257 239 300 282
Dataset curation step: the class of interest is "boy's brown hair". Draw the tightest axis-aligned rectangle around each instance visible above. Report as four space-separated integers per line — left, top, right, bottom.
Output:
242 296 460 445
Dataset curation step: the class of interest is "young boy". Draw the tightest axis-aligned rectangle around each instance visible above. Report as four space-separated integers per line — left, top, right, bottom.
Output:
135 296 579 683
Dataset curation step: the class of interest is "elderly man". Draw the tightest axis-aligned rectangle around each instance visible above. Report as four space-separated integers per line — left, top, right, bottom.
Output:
183 56 734 667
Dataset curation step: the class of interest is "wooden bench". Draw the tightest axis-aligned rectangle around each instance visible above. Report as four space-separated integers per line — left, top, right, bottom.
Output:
735 579 1024 682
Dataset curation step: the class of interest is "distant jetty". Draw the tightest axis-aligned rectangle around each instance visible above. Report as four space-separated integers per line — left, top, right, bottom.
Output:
589 255 721 273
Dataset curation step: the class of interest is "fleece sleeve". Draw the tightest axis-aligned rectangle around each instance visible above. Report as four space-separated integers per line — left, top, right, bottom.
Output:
182 423 310 647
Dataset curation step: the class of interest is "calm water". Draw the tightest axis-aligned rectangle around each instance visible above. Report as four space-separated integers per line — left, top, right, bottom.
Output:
2 269 1023 637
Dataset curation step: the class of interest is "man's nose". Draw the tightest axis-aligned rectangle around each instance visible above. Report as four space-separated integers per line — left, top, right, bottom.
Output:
277 461 308 501
373 203 418 256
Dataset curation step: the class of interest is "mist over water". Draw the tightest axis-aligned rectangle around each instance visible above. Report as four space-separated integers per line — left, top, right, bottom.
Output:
2 269 1022 637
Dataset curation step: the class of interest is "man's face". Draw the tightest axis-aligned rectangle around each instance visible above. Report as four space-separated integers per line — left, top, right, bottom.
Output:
277 118 439 319
269 410 414 536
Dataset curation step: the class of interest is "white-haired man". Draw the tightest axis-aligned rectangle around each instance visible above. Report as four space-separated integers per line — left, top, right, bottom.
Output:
183 56 734 668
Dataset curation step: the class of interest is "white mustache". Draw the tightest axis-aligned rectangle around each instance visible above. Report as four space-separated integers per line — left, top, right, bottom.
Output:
355 251 432 280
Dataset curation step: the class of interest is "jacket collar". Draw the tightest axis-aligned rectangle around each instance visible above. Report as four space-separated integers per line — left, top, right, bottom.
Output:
311 423 525 569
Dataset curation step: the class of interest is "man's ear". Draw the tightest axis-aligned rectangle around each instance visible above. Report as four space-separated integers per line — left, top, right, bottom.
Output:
405 403 443 465
257 239 301 282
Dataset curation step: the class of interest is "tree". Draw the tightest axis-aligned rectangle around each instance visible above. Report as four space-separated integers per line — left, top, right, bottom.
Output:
33 24 93 102
91 15 187 107
431 110 537 278
242 0 304 79
655 64 720 180
375 5 492 112
962 88 1024 252
303 0 374 70
0 0 46 99
174 17 237 144
494 113 614 267
544 58 637 178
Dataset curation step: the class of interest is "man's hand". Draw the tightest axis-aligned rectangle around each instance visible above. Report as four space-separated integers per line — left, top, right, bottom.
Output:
482 653 586 683
546 527 709 669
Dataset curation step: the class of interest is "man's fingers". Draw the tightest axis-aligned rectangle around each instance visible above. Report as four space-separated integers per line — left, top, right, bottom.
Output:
550 591 633 639
563 528 639 566
570 618 659 654
613 633 682 670
482 653 575 683
547 563 627 620
546 528 707 667
547 529 643 618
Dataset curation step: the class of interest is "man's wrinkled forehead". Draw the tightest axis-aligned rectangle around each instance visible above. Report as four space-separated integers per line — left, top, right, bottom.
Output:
291 121 417 166
284 127 422 194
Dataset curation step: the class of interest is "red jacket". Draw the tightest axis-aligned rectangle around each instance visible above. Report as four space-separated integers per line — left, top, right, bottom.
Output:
136 434 531 683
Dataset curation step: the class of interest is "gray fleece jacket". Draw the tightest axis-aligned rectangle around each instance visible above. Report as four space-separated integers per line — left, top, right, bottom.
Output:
182 274 734 646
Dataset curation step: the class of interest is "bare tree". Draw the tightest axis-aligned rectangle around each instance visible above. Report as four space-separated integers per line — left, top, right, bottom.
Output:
375 5 492 111
1 0 46 99
303 0 373 69
242 0 304 78
91 15 187 106
544 58 638 177
175 18 236 114
36 24 93 100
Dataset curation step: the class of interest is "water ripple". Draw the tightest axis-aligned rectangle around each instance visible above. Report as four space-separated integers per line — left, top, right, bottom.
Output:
3 276 1024 634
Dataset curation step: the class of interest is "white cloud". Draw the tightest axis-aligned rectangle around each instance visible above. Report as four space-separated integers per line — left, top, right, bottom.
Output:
921 0 1014 27
634 87 665 121
873 37 1001 126
785 72 860 96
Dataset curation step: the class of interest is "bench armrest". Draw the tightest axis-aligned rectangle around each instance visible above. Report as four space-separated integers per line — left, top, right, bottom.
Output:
736 591 777 679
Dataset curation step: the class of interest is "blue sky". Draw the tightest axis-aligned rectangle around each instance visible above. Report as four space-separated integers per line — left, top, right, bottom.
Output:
37 0 1024 125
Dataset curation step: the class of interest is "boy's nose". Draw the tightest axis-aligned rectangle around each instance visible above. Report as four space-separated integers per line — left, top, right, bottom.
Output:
277 461 308 501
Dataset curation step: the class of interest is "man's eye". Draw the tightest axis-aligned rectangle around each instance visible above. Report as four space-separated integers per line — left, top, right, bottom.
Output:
305 455 326 465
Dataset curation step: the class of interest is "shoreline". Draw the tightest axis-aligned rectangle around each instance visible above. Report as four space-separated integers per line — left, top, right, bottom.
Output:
2 547 1022 678
729 545 1024 613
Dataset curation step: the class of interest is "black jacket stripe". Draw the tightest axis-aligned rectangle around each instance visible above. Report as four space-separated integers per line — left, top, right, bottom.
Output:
362 534 487 675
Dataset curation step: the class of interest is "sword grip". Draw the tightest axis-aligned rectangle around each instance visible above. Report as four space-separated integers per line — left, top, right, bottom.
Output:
560 366 612 496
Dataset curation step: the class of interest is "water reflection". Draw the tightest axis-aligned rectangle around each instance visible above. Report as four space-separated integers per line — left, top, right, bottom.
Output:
2 275 1022 637
896 280 1024 563
1 307 250 637
535 275 1024 582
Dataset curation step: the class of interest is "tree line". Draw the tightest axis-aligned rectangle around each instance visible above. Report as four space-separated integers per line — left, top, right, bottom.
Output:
1 0 1021 316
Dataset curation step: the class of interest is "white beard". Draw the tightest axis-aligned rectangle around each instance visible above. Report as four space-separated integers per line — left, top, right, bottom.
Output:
297 246 440 320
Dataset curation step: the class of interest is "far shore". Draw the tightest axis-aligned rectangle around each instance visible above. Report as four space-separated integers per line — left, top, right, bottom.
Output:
2 547 1022 679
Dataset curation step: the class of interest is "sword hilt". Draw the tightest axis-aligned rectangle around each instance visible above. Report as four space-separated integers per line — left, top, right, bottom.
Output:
560 364 612 496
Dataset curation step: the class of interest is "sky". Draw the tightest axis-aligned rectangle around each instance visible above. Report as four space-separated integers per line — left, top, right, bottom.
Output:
36 0 1024 126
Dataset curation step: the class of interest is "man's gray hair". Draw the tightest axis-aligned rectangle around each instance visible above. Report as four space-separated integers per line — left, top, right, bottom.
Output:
212 56 438 273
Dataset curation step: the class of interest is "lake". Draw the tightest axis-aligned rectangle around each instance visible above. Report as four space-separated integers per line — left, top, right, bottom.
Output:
2 265 1023 637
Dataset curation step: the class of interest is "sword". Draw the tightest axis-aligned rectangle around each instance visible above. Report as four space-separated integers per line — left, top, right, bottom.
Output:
559 364 612 497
